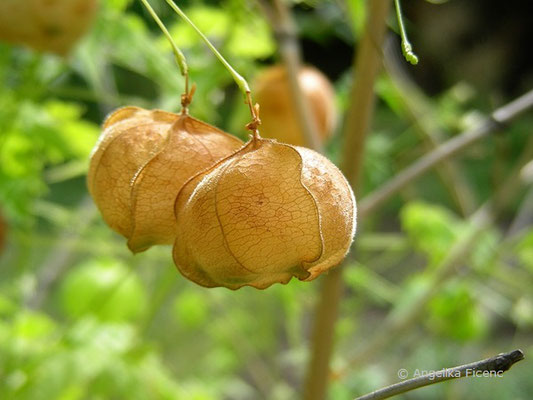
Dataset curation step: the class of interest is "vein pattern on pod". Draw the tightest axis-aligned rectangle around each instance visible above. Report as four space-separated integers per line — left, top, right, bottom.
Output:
88 107 243 253
173 138 356 290
128 114 243 253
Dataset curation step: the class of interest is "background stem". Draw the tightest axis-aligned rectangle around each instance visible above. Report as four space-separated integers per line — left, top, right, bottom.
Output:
383 40 477 216
164 0 250 97
339 0 391 183
393 0 418 64
333 136 533 380
258 0 323 151
358 88 533 218
139 0 188 77
302 1 392 399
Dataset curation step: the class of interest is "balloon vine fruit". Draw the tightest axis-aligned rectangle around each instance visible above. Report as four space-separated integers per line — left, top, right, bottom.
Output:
88 106 243 253
254 65 337 146
88 69 354 289
0 0 99 55
173 137 356 289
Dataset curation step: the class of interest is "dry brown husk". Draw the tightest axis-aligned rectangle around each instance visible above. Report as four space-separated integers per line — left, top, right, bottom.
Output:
88 106 243 253
173 137 356 289
0 0 99 55
254 65 337 146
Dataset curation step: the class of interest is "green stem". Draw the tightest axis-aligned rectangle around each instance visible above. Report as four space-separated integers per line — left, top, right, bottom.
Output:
163 0 250 96
394 0 418 65
139 0 188 78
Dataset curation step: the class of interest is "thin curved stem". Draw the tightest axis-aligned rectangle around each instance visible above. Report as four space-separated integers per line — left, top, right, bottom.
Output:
139 0 193 110
139 0 188 78
354 350 524 400
163 0 249 96
245 91 261 141
163 0 259 129
393 0 418 65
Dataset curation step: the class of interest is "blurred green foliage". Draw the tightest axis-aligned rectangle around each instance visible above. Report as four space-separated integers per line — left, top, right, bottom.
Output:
59 258 147 321
0 0 532 399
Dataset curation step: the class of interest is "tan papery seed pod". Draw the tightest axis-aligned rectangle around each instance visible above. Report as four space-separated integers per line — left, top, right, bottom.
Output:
0 0 99 55
254 65 337 146
88 106 243 253
173 138 356 289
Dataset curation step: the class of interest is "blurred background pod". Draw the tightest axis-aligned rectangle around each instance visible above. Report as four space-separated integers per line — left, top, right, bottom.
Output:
253 65 337 147
0 0 99 55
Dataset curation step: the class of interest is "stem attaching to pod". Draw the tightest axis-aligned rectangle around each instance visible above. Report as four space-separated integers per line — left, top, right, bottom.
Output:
138 0 192 110
163 0 261 133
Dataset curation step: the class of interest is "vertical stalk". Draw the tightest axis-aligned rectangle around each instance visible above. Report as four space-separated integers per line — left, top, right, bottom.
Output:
340 0 391 183
302 1 392 399
270 0 323 152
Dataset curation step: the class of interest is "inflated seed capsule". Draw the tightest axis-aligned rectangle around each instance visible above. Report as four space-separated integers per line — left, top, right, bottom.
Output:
88 107 243 253
173 137 356 290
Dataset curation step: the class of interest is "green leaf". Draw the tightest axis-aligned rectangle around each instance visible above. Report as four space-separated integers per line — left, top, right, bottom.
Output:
105 0 133 12
0 295 17 317
470 228 500 272
427 282 488 341
59 259 148 322
227 18 275 59
401 201 463 265
44 101 99 160
173 290 210 329
345 0 366 36
511 297 533 328
516 230 533 271
344 263 399 305
12 310 57 340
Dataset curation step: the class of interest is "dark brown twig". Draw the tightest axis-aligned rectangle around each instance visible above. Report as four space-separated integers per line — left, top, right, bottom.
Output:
354 350 524 400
